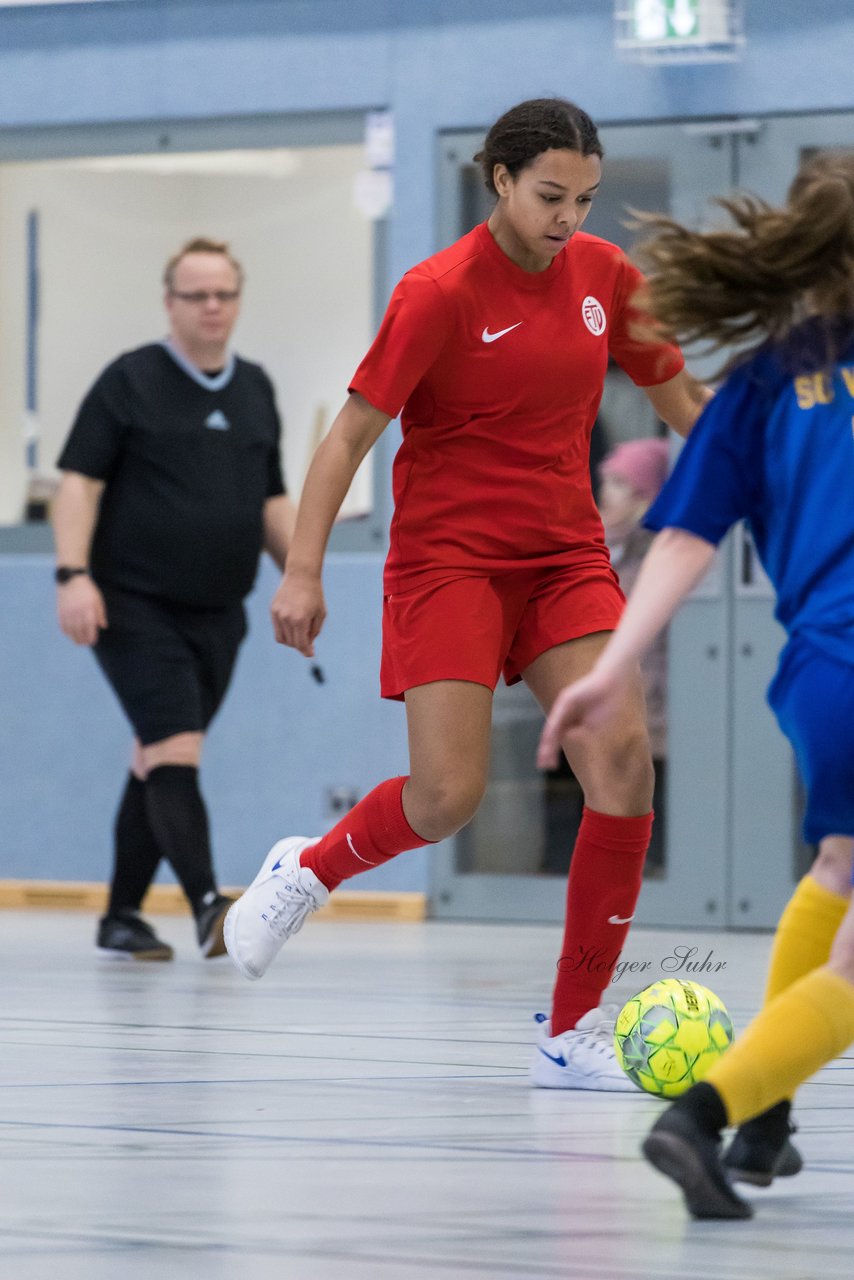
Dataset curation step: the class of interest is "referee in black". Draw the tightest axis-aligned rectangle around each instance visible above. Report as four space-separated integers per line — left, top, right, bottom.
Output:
53 236 295 961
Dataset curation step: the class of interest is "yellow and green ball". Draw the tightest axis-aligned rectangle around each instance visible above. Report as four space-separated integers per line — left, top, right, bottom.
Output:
614 978 734 1097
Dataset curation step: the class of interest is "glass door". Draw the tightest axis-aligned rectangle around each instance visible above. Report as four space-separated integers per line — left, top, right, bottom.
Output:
431 120 733 925
725 112 854 926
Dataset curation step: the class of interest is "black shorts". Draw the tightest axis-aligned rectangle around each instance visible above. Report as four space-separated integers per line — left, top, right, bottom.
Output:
93 587 247 746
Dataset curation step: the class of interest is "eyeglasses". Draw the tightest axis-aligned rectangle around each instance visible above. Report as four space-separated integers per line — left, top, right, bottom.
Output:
170 290 241 304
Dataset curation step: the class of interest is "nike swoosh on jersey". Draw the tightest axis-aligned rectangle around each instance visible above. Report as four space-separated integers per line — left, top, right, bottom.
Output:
608 914 635 925
481 322 523 343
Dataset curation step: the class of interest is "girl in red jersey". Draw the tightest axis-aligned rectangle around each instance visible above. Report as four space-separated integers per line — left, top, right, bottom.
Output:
225 98 707 1089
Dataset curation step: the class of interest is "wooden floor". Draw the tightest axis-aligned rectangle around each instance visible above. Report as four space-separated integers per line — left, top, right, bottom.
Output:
1 910 852 1278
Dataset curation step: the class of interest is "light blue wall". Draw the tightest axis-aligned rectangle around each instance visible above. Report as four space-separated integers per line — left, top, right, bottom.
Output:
1 0 852 893
0 552 430 891
1 1 852 293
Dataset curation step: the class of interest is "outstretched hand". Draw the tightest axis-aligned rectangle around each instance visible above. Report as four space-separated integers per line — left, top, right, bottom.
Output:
537 668 624 769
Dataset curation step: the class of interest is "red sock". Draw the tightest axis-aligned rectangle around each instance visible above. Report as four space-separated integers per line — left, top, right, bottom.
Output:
551 806 652 1035
300 776 433 891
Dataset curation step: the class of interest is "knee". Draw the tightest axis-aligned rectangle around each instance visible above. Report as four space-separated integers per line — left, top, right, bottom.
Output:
581 726 654 809
812 838 854 898
828 903 854 980
611 727 654 782
140 732 204 773
405 775 486 842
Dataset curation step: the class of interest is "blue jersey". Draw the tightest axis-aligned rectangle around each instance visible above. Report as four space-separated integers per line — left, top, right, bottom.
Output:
646 332 854 665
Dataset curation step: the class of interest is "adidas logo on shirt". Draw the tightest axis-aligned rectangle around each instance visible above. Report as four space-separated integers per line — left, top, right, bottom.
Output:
205 409 230 430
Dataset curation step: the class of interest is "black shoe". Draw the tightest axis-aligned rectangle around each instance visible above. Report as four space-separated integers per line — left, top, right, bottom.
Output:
195 892 235 959
723 1100 804 1186
96 910 174 962
642 1106 753 1220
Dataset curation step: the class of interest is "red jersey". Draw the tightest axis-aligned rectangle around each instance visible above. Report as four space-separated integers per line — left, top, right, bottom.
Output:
350 221 683 591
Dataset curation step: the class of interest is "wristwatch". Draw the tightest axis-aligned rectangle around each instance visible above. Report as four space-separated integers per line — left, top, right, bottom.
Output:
55 566 89 585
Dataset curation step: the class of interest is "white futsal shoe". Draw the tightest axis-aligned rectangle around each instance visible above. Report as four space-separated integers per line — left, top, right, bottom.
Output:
224 836 328 980
529 1008 640 1092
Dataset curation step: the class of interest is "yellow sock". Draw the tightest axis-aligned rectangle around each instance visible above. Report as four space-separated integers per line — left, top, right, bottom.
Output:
764 875 849 1003
708 967 854 1126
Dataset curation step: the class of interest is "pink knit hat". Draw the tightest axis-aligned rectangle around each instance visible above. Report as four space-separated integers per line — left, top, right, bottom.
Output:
599 438 670 503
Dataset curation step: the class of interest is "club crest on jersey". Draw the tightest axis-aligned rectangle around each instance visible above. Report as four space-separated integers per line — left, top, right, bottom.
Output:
205 409 230 430
581 296 606 336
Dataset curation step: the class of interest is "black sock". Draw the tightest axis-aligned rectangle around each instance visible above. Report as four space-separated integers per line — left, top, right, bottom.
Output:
107 773 162 916
737 1098 791 1138
144 765 217 914
671 1082 728 1136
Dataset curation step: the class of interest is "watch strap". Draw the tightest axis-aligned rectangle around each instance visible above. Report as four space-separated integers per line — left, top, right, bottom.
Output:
55 566 89 584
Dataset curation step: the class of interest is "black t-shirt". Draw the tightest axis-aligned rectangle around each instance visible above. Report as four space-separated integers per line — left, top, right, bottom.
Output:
58 343 286 607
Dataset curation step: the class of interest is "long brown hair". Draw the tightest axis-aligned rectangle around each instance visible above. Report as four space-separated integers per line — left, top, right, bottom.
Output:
632 151 854 372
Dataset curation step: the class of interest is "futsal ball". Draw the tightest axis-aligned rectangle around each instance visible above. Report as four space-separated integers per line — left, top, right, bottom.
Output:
614 978 734 1098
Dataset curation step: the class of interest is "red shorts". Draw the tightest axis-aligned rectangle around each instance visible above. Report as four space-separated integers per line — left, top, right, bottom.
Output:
380 563 625 701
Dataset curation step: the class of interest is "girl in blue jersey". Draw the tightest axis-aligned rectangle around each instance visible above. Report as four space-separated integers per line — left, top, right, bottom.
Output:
538 151 854 1220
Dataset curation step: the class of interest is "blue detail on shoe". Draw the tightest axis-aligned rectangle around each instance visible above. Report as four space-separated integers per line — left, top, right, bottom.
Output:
535 1013 567 1069
538 1047 567 1068
271 855 287 872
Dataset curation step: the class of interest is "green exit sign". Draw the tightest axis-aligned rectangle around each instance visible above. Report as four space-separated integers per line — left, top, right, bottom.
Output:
633 0 701 41
616 0 743 62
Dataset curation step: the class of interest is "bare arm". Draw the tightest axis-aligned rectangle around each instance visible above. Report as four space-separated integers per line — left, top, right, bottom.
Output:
52 471 108 646
262 493 297 572
271 392 391 655
537 527 716 766
644 368 714 439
